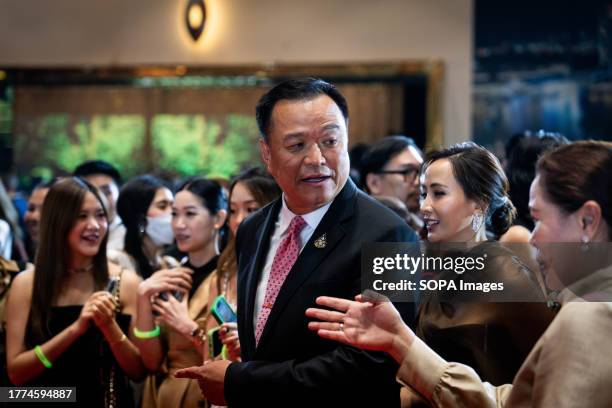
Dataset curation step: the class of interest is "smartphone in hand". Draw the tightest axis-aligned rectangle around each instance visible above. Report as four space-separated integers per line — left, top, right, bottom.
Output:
211 295 237 325
158 291 184 302
159 260 190 302
208 327 224 357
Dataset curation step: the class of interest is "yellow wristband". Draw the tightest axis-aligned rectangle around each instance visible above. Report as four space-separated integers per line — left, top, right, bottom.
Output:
133 325 161 339
34 345 52 368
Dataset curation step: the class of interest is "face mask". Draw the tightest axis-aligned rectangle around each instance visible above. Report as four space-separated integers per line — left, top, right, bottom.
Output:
146 214 174 246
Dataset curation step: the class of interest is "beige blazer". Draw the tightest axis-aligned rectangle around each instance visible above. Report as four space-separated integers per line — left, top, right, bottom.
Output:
142 272 214 408
398 266 612 408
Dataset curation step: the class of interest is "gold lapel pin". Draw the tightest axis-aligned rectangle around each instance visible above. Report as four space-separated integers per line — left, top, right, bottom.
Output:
314 233 327 249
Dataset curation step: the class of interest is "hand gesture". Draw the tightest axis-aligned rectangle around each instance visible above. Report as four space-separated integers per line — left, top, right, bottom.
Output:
219 322 241 361
306 294 413 354
151 292 192 336
138 267 193 298
77 291 117 334
175 360 230 405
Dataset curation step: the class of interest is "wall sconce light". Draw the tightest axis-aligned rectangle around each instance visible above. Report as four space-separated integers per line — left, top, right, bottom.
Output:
185 0 206 42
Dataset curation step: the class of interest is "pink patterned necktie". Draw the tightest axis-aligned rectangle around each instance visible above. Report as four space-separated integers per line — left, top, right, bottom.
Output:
255 215 307 345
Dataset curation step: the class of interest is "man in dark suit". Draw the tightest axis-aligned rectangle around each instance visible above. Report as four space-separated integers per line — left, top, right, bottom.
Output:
177 78 418 406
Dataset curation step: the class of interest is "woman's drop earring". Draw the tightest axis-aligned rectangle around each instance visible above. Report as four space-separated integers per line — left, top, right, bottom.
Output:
581 235 590 252
214 229 221 255
472 213 483 233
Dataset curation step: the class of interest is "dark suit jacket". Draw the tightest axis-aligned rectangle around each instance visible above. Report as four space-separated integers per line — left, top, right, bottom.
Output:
225 179 418 407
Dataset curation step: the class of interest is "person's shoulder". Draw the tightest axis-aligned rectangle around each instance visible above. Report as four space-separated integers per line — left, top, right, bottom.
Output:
109 262 140 284
500 225 531 243
12 267 34 284
467 242 542 295
555 301 612 330
353 191 418 240
108 263 141 307
107 249 137 271
355 190 403 220
8 268 34 300
537 302 612 348
538 301 612 360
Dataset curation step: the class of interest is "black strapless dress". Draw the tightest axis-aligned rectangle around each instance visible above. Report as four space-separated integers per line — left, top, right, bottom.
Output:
25 306 134 408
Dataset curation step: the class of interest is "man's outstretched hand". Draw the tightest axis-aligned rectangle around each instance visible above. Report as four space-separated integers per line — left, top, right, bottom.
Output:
175 360 232 405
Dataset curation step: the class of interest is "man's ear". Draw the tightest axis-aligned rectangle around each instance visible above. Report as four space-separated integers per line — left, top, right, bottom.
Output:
259 138 271 171
365 173 380 195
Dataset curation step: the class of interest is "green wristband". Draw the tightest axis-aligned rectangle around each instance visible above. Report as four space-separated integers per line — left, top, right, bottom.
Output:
221 344 229 360
133 324 161 339
34 345 52 369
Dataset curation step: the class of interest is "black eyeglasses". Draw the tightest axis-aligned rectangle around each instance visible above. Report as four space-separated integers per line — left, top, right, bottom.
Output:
375 165 420 181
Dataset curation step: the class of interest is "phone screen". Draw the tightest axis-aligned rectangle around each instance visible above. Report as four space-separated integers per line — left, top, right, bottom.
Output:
213 296 237 324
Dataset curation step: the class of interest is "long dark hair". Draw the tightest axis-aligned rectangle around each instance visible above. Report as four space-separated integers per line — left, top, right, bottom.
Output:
216 167 281 293
537 141 612 239
229 167 281 209
177 177 227 216
423 142 517 238
27 177 109 345
116 175 170 278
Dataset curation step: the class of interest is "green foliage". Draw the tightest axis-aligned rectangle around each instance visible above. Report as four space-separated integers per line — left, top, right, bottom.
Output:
88 115 144 177
15 114 144 178
14 113 259 181
152 114 260 178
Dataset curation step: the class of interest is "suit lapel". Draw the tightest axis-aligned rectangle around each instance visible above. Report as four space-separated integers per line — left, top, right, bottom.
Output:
242 200 281 357
256 180 357 350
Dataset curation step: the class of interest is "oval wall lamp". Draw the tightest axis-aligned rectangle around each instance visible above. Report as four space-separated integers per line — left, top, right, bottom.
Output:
185 0 206 42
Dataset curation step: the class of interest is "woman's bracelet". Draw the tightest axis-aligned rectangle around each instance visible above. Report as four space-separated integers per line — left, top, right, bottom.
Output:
133 324 161 339
34 345 52 369
190 327 207 345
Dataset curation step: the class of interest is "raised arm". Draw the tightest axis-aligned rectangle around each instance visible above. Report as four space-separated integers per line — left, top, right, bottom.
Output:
134 267 192 371
307 295 511 408
306 295 414 363
93 267 147 381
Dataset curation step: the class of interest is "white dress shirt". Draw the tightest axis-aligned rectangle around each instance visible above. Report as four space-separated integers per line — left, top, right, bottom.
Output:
253 196 332 327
